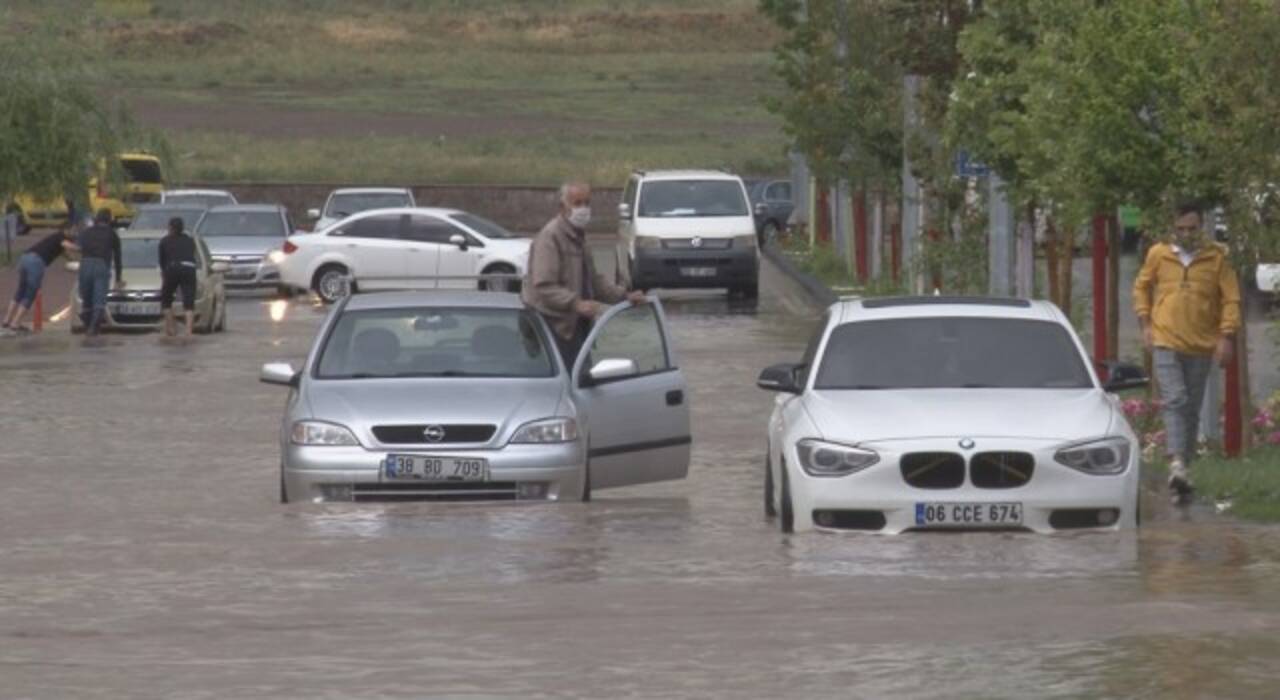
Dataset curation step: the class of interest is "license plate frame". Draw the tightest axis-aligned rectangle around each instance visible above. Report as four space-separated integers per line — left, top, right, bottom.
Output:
384 454 490 482
680 266 717 278
914 502 1023 528
110 301 162 316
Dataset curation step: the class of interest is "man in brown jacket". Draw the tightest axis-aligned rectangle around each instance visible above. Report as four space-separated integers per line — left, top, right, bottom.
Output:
1132 201 1241 504
522 182 645 367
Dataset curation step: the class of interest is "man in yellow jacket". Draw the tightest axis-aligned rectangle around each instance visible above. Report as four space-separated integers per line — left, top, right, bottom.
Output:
1133 202 1241 503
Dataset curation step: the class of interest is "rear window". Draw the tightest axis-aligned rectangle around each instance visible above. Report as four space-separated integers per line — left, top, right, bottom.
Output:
121 159 162 184
131 207 205 231
325 192 412 218
316 307 555 379
196 211 286 237
164 193 235 208
638 180 748 218
815 317 1092 390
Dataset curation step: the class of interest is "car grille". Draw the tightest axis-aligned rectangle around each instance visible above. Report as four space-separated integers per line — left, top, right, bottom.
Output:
812 509 887 531
372 424 497 445
663 238 734 250
970 451 1035 489
107 291 162 302
900 452 966 489
351 481 518 502
660 258 733 267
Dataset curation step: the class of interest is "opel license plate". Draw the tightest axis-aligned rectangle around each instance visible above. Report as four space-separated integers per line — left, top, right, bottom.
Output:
681 267 717 278
915 502 1022 528
385 455 489 481
110 302 161 316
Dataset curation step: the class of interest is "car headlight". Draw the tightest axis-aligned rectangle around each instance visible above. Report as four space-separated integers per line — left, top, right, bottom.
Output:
267 249 286 265
733 234 757 249
635 235 662 250
796 439 879 477
290 420 360 446
510 417 579 444
1054 436 1131 475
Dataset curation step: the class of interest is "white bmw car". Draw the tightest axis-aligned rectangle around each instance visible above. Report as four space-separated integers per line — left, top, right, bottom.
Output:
758 296 1149 534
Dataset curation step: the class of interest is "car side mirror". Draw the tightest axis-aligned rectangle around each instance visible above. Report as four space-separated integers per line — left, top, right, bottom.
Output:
588 358 638 384
1102 362 1149 393
65 260 81 272
757 363 803 393
210 261 231 274
307 208 320 220
618 202 632 221
449 233 469 250
260 362 300 387
754 202 769 217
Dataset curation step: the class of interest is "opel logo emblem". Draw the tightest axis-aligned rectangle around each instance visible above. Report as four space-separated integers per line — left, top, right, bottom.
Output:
959 438 976 450
691 236 704 248
423 425 446 442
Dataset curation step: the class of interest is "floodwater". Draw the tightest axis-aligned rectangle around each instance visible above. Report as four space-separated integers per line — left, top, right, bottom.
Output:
1 253 1278 699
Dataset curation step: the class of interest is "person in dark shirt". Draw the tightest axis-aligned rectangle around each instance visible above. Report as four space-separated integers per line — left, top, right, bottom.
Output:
159 217 199 337
2 225 79 333
77 208 124 336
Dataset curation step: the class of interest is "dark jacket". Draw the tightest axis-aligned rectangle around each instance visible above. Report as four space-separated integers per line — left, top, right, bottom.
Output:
78 223 123 281
159 232 198 270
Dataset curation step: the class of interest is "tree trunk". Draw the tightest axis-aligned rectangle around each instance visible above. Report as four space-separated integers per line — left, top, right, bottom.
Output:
1058 222 1074 325
1045 215 1061 308
1107 213 1121 360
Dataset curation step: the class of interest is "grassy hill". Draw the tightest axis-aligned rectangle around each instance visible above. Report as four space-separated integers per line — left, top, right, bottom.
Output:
9 0 787 185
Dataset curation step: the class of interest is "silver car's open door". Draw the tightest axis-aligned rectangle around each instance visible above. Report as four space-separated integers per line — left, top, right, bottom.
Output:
571 299 691 489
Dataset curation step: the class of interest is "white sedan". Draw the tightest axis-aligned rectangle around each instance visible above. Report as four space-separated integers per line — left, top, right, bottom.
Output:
274 207 531 303
758 296 1148 534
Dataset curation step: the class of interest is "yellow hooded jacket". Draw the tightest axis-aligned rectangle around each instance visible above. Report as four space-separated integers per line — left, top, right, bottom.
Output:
1132 241 1241 356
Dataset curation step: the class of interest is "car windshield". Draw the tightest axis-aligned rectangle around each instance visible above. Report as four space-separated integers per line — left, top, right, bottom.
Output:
196 211 285 237
450 212 520 239
316 307 556 379
121 158 162 184
638 180 749 217
814 317 1093 390
165 193 235 208
131 207 205 231
325 192 411 218
120 238 163 269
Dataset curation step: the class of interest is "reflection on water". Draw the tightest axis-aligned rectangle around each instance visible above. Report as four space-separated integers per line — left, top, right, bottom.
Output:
1 273 1278 698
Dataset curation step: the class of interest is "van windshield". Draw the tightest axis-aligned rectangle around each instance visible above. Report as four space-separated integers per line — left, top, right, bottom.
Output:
638 180 748 218
122 159 163 184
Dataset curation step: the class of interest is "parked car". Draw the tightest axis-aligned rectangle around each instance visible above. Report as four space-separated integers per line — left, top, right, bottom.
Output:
127 204 209 234
308 187 416 232
616 170 759 298
88 153 165 226
260 290 691 503
746 178 795 245
275 207 531 303
69 229 228 333
758 296 1147 534
7 193 69 231
194 204 294 291
161 189 238 208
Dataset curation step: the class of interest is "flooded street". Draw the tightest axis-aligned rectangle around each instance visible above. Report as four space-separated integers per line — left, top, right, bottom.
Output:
2 251 1279 699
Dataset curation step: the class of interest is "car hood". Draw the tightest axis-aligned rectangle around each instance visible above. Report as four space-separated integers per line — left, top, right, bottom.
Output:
304 376 568 447
203 236 286 257
803 388 1116 442
118 268 165 291
634 215 755 238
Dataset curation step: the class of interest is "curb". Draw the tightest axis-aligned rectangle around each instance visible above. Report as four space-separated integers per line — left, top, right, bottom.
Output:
761 243 837 308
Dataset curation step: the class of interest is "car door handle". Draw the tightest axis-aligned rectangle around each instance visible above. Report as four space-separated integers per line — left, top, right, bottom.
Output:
666 390 684 406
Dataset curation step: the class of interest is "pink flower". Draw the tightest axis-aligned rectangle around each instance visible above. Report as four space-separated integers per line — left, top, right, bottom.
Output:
1268 431 1280 445
1252 411 1274 429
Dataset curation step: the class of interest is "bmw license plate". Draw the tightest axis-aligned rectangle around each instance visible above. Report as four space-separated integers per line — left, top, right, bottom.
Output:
384 455 489 481
110 302 161 316
915 502 1023 528
680 267 717 278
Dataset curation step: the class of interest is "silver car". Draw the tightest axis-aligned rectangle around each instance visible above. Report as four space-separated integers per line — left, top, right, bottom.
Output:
195 204 294 290
261 291 692 503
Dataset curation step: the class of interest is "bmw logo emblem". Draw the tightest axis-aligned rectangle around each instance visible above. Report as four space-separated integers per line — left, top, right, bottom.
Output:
423 425 446 442
958 438 976 450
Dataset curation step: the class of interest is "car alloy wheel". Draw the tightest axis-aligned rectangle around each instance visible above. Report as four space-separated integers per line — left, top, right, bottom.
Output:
315 267 349 304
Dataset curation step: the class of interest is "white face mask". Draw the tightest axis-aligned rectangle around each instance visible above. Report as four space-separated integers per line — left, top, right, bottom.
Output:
567 206 591 229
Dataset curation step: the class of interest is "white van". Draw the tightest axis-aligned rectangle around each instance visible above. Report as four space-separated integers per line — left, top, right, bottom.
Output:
616 170 759 298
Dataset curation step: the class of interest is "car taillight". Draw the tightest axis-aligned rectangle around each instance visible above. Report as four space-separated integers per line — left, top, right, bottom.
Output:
282 240 298 254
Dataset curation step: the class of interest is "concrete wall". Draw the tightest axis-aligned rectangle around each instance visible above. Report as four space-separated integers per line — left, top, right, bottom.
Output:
191 183 622 235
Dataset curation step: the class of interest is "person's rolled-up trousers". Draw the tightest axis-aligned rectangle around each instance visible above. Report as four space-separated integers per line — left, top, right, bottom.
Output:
1153 347 1214 463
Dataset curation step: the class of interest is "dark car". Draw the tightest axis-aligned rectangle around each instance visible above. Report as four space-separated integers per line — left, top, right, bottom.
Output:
746 178 795 245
